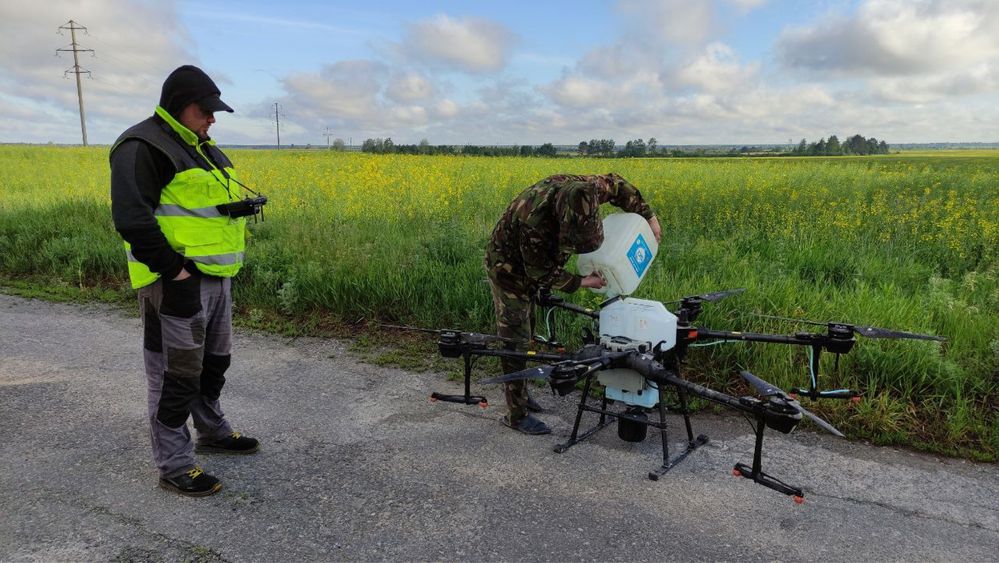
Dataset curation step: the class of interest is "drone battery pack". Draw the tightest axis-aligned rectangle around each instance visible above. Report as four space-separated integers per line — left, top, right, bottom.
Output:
577 212 658 297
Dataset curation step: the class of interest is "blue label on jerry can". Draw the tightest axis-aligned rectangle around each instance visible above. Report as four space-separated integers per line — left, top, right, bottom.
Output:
627 234 652 277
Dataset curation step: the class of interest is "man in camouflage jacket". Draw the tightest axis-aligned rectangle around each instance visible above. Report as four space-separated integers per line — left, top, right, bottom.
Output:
484 173 661 434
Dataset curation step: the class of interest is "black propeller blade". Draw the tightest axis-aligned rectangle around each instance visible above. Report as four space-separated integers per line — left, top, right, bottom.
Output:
740 369 785 397
849 324 945 341
740 371 845 438
480 365 554 385
755 315 945 342
699 288 748 303
664 288 746 306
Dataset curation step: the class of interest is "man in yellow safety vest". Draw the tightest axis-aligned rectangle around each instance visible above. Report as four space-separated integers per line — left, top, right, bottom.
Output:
110 65 259 497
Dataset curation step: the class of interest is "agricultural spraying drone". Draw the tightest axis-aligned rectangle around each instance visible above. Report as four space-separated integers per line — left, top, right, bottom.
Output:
387 287 943 502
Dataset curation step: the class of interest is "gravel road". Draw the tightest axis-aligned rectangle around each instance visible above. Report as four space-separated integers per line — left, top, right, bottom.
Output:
1 294 996 562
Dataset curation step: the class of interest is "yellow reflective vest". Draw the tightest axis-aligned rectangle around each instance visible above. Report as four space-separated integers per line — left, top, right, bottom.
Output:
110 106 246 289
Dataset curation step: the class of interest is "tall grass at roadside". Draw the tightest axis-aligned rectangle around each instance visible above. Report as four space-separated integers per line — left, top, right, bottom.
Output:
1 146 996 458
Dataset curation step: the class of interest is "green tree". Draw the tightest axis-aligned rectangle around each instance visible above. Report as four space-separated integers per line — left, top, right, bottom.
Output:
826 135 841 155
537 143 557 157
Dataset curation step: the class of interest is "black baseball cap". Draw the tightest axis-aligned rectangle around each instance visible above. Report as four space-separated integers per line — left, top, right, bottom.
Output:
159 65 234 117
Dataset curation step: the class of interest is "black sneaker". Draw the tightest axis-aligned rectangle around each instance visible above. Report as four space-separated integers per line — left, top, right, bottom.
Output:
159 467 222 497
526 393 544 413
501 414 551 435
195 431 260 455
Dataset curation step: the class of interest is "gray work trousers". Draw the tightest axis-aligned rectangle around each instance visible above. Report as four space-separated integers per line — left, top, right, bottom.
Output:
137 275 234 478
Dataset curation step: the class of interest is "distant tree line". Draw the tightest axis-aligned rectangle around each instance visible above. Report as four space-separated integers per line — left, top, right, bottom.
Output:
791 134 889 156
344 133 890 158
578 139 616 156
359 137 558 157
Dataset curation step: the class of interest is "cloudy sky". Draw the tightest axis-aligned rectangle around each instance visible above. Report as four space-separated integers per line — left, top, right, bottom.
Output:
2 0 997 146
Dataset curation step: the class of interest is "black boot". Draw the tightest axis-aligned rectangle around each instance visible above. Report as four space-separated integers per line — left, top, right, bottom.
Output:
159 467 222 497
195 431 260 454
502 414 551 435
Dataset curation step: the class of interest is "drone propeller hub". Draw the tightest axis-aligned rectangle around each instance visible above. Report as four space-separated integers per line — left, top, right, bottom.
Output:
828 324 854 339
437 333 463 358
549 367 581 396
764 399 802 434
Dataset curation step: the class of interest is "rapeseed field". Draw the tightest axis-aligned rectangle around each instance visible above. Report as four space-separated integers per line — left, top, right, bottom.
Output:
0 146 995 459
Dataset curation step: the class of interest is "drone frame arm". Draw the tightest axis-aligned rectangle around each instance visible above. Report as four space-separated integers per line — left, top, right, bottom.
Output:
694 328 831 347
690 329 859 399
430 342 567 407
620 353 764 416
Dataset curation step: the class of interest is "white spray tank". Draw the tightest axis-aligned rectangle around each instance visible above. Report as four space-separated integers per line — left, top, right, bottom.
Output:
576 213 658 298
596 298 678 408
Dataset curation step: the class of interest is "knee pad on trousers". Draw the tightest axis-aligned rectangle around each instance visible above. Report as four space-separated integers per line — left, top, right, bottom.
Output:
201 353 230 401
157 373 200 428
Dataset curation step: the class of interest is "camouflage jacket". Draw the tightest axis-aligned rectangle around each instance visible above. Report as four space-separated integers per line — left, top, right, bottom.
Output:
485 173 655 296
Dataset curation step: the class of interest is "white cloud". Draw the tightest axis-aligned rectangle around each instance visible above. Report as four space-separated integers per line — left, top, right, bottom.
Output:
433 99 460 119
617 0 714 45
275 60 526 142
389 105 429 125
401 15 516 73
726 0 768 11
777 0 999 75
542 75 614 108
870 63 999 103
578 42 658 80
776 0 999 105
282 60 387 120
675 42 759 93
386 72 434 102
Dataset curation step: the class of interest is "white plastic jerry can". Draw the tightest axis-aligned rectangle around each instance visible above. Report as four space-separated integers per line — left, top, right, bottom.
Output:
576 212 658 297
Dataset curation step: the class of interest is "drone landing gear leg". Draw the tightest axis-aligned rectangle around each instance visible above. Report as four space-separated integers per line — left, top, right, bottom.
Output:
649 389 708 481
554 374 614 454
733 411 804 502
430 353 488 407
790 345 860 401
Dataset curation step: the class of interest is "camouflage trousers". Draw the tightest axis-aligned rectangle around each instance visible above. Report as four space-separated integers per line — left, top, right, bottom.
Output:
489 279 533 422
